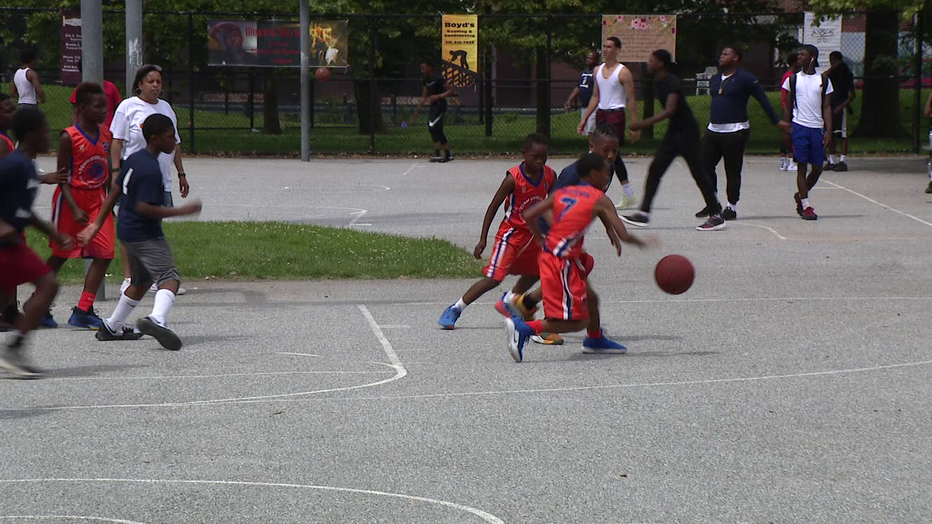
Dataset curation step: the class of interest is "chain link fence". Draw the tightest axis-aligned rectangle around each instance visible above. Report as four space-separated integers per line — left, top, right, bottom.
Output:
0 8 926 156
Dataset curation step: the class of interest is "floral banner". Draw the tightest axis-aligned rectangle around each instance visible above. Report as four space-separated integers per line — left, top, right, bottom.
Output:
602 15 677 63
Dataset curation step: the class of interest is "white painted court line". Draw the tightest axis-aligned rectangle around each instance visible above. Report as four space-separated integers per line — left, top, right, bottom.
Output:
378 324 411 329
0 517 145 524
732 222 787 240
824 179 932 228
43 370 392 382
0 479 503 524
402 163 426 176
347 209 369 227
277 352 321 358
357 305 406 374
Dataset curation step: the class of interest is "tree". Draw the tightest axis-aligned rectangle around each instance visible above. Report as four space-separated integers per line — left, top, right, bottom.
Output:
808 0 923 138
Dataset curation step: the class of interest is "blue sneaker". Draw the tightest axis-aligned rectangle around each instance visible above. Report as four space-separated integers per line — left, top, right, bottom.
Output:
39 310 58 329
582 331 627 354
505 317 534 363
68 306 103 330
438 305 462 330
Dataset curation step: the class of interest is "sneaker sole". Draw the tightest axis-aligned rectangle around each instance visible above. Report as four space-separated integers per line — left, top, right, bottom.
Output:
620 216 648 228
582 347 628 354
68 318 101 330
696 223 726 231
137 317 182 350
96 328 145 341
504 318 523 363
531 334 564 345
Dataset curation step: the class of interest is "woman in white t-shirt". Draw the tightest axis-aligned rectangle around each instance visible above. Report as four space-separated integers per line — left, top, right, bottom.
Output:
110 64 189 294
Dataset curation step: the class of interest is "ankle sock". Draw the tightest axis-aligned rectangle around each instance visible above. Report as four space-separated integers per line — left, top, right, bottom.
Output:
77 292 96 312
587 328 602 339
454 298 467 311
107 294 140 330
150 289 176 327
526 320 543 334
801 198 811 209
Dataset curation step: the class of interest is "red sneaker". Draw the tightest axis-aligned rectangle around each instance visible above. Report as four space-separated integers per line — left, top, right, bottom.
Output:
801 207 818 221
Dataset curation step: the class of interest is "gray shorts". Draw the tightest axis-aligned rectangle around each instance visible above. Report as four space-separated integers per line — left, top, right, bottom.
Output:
163 191 174 207
124 237 180 289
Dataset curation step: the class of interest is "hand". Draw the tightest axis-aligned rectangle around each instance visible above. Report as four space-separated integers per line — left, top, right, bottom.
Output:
71 207 89 225
40 166 69 185
577 121 586 135
54 232 75 251
628 129 641 143
834 106 844 116
472 239 487 259
638 235 661 249
564 101 572 112
609 234 622 256
181 199 202 216
429 95 439 103
0 222 16 242
179 176 190 198
77 223 100 246
628 121 644 132
823 133 833 149
776 121 791 133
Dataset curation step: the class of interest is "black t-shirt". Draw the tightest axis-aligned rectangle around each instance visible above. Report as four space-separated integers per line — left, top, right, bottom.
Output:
654 73 698 134
0 150 39 247
116 149 165 242
828 64 854 108
424 75 448 110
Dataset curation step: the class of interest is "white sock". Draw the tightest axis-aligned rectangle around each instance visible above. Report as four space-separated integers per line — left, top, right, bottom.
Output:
801 198 811 209
150 289 176 327
107 294 140 330
623 183 634 197
503 291 515 303
839 155 846 162
727 203 736 211
454 298 468 311
828 155 836 164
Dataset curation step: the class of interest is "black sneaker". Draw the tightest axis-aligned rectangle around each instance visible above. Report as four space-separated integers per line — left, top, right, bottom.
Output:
439 152 454 163
926 182 932 194
0 339 42 379
137 316 182 350
696 214 726 231
721 208 737 221
695 207 711 218
96 320 145 341
794 192 803 216
621 213 649 227
429 150 443 163
824 162 836 171
834 161 848 172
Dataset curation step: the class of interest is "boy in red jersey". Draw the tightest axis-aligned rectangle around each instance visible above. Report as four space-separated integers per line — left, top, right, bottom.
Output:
506 152 652 363
43 83 115 329
438 133 557 332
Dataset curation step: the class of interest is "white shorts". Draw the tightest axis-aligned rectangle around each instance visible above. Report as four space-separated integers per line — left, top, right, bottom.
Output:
832 109 847 139
580 109 596 136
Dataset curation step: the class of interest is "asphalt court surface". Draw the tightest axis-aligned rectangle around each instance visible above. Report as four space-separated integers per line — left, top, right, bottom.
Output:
1 154 930 522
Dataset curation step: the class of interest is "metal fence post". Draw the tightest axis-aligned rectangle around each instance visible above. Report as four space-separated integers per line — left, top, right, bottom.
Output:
187 12 196 153
914 11 923 154
545 15 553 139
249 68 255 130
369 16 377 154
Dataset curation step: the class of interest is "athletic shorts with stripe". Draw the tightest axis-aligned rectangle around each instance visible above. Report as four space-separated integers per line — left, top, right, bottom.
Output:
50 186 115 259
539 250 594 321
483 225 540 282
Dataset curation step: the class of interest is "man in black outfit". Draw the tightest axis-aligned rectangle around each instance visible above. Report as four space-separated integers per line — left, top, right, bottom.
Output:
623 50 725 232
412 60 455 163
824 51 855 172
700 45 787 221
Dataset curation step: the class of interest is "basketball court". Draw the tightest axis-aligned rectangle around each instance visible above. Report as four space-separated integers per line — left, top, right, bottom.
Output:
1 154 930 522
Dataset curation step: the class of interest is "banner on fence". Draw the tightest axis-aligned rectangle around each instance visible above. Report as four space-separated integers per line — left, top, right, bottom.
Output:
208 20 348 67
441 14 479 87
602 15 677 63
60 11 82 85
803 12 842 72
310 21 349 68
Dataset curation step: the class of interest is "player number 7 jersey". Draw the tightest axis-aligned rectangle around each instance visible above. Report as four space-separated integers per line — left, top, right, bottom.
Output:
545 184 603 258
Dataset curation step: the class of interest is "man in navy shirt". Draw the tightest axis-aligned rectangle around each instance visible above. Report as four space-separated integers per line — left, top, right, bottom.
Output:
700 45 787 221
0 108 73 378
565 51 600 136
82 114 201 350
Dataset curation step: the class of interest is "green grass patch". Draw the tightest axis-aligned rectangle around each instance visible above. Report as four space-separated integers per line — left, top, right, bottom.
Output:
38 84 930 156
26 221 481 284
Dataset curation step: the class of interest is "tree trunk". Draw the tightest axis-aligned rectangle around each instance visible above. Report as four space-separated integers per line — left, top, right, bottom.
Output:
852 9 907 138
536 50 550 137
262 70 281 135
354 79 384 135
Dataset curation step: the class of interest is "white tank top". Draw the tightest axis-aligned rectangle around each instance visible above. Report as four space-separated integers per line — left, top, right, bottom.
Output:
14 68 36 105
595 63 627 110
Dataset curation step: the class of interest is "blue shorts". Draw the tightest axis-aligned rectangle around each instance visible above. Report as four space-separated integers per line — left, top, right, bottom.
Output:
792 123 826 166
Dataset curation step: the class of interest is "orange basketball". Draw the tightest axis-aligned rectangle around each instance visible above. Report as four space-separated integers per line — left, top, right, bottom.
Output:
655 254 694 295
315 68 331 82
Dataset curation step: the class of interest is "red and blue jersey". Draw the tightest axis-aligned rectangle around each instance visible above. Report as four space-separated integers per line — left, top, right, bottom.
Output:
502 163 556 230
0 131 13 154
544 184 603 259
66 124 111 190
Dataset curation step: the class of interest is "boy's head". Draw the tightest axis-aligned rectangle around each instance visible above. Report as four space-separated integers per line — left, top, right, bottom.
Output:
647 49 673 75
0 94 15 131
797 45 819 70
142 113 176 155
602 37 621 62
420 60 435 78
73 82 107 125
577 152 609 190
719 45 742 68
20 49 36 66
522 133 549 174
12 107 49 153
588 123 618 173
829 50 843 67
585 50 600 68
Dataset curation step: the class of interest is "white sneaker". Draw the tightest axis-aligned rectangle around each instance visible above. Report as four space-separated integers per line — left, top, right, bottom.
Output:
780 158 787 171
615 194 638 210
787 161 797 171
120 278 131 294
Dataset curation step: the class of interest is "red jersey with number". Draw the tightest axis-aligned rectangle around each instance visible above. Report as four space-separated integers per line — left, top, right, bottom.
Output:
66 124 111 190
501 163 556 230
545 184 603 259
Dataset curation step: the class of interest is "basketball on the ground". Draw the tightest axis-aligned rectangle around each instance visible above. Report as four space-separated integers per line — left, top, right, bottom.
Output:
655 254 694 295
315 68 331 82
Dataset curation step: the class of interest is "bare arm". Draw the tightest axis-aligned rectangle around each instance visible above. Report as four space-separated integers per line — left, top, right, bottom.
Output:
136 199 201 220
412 86 430 121
437 80 455 101
822 92 833 148
473 174 516 258
594 196 649 253
28 70 46 104
172 143 189 198
578 79 600 134
111 138 124 172
523 195 555 246
79 176 122 246
56 132 88 224
630 92 678 130
565 86 580 109
620 67 640 131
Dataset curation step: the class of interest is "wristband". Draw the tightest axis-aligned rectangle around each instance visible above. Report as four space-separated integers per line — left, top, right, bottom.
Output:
178 173 186 178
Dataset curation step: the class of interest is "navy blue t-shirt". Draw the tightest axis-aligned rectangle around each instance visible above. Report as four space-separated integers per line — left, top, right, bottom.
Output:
578 67 595 108
0 150 40 247
117 149 165 242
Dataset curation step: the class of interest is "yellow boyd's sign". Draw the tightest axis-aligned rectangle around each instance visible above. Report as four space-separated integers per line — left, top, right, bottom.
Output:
442 14 479 87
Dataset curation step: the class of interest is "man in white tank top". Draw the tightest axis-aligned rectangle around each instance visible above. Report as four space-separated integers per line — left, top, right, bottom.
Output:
579 37 640 209
10 50 45 109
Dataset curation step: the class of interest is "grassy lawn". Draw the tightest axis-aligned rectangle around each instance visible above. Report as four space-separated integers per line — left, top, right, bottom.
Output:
39 84 929 156
25 221 481 285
